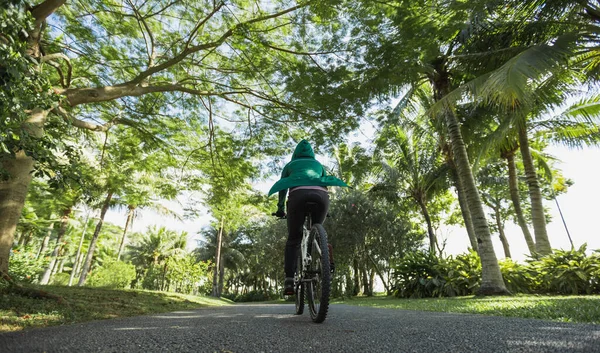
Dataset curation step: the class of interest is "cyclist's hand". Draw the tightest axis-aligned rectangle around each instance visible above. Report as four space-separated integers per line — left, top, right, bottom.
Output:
275 210 286 218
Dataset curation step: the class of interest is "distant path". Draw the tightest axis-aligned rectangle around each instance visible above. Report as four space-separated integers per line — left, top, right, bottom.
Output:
1 304 599 352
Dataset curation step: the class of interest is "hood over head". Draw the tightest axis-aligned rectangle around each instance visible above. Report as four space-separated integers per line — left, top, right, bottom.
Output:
291 140 315 160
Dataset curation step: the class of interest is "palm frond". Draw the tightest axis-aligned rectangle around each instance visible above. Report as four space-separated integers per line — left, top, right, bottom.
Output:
472 115 518 171
558 94 600 124
529 148 556 182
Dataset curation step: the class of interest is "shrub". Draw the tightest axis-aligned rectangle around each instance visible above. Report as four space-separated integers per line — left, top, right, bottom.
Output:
392 251 447 298
87 260 136 289
528 245 600 295
443 250 481 296
8 247 48 283
51 272 71 286
392 246 600 298
499 258 532 294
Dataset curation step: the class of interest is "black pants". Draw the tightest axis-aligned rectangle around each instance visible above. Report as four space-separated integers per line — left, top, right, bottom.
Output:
285 189 330 278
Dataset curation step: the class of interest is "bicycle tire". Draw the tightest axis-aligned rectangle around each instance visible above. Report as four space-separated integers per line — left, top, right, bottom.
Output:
295 250 305 315
306 223 330 323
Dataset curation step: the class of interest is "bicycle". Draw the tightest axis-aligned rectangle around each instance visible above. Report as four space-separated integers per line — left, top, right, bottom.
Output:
274 202 333 323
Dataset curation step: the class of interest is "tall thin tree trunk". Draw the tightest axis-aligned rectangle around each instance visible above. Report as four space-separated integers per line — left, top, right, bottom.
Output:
444 109 508 294
367 253 390 294
369 269 375 296
78 191 113 286
40 207 71 284
16 232 24 246
212 217 224 297
361 264 369 296
453 171 478 252
433 65 508 295
68 212 91 286
37 223 54 259
417 198 437 255
57 255 66 274
517 122 551 255
493 206 511 259
352 257 360 296
553 195 574 249
218 256 225 297
503 149 535 255
117 205 135 261
22 231 33 247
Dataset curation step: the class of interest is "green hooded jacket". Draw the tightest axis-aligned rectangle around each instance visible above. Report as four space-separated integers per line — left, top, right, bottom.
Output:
268 140 349 211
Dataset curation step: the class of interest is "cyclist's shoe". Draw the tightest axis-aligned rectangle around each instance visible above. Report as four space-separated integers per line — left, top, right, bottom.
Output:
283 277 294 295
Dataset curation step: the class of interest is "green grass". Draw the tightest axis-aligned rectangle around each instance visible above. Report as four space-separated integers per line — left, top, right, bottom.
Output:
333 294 600 324
0 285 231 332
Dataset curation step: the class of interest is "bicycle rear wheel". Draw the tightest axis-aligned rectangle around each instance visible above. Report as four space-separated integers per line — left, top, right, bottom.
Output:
306 223 330 323
295 250 304 315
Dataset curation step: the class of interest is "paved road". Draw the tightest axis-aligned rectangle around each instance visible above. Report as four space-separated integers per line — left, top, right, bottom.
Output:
1 304 599 352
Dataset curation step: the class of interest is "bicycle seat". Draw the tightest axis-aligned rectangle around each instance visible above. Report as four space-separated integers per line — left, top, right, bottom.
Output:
305 202 319 212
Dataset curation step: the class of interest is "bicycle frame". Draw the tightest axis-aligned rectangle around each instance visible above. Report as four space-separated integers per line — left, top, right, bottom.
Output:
298 212 321 281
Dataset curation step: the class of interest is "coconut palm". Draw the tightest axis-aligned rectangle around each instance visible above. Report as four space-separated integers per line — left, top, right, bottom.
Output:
374 125 449 255
195 226 245 297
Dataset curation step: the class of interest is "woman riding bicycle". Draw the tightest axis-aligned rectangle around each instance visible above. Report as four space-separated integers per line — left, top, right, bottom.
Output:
268 140 349 295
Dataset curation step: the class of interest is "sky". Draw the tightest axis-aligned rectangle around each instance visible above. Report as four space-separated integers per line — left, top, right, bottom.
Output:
104 143 600 261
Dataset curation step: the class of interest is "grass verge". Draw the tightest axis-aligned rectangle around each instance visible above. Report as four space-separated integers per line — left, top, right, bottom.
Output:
333 294 600 324
0 285 230 332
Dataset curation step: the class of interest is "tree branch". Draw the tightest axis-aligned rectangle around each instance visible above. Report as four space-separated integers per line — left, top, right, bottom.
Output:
30 0 66 27
128 2 310 85
41 53 72 87
58 83 250 106
127 0 156 69
185 2 225 49
52 106 113 132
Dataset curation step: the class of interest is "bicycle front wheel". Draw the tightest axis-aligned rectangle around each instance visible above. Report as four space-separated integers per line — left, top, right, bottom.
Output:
306 223 331 323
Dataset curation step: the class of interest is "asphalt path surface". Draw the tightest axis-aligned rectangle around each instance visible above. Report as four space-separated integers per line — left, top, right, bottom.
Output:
1 303 599 352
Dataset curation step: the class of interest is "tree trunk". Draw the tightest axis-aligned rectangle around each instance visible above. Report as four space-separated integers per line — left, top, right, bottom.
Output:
503 149 535 255
369 269 375 296
452 170 478 252
0 108 49 274
361 265 369 296
432 65 508 295
444 109 509 295
20 231 33 247
367 253 390 294
417 198 437 255
37 223 54 259
78 191 113 286
40 207 71 284
352 257 360 296
0 0 62 274
211 217 224 297
16 232 25 246
57 255 66 274
493 206 511 259
218 256 225 296
68 212 91 286
117 205 135 261
517 122 551 255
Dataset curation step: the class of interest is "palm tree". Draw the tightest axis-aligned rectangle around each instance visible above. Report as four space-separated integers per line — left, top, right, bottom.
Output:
437 0 600 255
127 226 188 291
195 225 245 297
374 125 449 255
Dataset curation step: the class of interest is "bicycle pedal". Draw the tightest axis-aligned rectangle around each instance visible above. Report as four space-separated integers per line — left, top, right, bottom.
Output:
330 262 335 274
